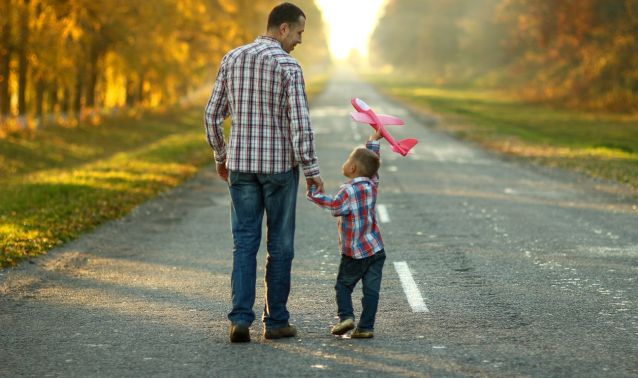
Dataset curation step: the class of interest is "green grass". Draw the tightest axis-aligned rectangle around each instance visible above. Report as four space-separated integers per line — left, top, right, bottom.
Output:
0 109 211 267
367 76 638 192
0 79 326 267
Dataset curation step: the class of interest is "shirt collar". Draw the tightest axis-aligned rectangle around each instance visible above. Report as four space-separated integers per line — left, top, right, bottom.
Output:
256 35 283 48
347 177 373 185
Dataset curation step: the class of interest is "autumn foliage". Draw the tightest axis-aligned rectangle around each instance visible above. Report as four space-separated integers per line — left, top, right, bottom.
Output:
0 0 328 130
371 0 638 112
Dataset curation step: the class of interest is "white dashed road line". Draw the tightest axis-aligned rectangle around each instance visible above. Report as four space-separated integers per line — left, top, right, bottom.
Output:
393 261 429 313
377 204 390 223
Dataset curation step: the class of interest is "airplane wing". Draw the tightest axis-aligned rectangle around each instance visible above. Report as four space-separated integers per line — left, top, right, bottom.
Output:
377 114 405 125
350 112 404 126
350 112 374 124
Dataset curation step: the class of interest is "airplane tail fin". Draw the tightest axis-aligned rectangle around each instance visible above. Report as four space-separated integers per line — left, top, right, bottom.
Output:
391 138 419 156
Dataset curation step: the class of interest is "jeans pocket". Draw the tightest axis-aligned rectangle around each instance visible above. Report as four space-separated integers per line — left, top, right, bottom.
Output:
228 170 238 186
263 169 293 187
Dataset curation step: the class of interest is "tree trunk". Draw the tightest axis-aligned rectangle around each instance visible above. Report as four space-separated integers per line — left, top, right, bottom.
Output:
35 78 45 119
74 64 84 116
62 86 70 115
137 71 145 105
125 76 135 107
86 44 99 108
49 81 58 114
0 3 12 117
17 0 30 116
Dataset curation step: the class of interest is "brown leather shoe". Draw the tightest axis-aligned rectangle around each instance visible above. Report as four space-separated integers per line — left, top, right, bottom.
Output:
230 324 250 343
331 318 355 335
350 328 373 339
263 324 297 340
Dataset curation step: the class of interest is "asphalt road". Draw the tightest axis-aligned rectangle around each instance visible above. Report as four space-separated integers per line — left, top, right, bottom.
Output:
1 71 637 377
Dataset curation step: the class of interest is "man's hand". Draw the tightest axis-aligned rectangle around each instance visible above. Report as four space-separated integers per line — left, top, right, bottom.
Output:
306 176 324 193
216 161 228 182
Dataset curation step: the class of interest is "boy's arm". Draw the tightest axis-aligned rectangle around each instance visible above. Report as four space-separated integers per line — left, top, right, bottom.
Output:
306 186 351 216
366 139 381 187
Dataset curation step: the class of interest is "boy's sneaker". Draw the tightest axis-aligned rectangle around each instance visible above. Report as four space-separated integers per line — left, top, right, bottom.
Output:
351 328 374 339
263 324 297 340
229 324 250 343
331 318 355 335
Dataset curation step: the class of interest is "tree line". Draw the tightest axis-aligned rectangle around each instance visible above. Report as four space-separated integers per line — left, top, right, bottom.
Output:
371 0 638 112
0 0 328 126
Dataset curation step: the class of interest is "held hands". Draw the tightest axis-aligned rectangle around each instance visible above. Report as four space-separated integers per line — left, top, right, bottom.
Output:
306 176 324 194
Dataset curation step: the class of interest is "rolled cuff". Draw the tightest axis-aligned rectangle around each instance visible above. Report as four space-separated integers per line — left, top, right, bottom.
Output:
302 162 320 178
366 140 380 153
214 150 226 164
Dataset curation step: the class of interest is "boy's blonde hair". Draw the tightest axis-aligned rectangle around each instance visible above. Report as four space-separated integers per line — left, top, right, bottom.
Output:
351 147 380 178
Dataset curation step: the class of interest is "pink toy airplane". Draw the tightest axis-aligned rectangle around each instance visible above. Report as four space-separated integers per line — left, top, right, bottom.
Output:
350 98 418 156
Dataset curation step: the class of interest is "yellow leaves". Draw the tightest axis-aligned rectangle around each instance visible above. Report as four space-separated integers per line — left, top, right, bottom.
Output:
218 0 238 13
2 0 329 122
0 223 41 240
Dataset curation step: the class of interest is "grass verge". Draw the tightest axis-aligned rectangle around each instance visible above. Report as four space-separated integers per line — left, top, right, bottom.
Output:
368 76 638 193
1 79 326 268
0 109 210 267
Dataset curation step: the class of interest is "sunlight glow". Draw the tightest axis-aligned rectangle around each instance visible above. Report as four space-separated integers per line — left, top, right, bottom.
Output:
316 0 387 61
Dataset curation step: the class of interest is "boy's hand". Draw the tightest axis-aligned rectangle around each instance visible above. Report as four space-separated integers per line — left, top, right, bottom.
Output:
306 185 317 197
369 127 383 141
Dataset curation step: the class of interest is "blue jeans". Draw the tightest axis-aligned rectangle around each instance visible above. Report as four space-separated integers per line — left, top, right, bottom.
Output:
227 167 299 329
335 250 386 330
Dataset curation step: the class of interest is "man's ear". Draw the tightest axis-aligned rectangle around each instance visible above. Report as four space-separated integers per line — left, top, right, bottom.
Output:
279 22 289 36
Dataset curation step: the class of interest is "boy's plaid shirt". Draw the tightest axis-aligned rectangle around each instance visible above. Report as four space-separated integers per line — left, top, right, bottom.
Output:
307 141 384 259
204 36 320 178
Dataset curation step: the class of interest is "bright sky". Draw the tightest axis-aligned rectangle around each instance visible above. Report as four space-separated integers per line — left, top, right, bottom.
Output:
315 0 387 60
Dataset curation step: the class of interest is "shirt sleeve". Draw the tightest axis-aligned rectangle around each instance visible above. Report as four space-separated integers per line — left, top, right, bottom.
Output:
204 57 230 164
366 140 380 187
286 65 320 178
306 186 351 216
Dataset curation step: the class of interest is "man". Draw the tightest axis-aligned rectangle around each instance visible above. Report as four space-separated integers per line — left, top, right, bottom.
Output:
204 2 323 343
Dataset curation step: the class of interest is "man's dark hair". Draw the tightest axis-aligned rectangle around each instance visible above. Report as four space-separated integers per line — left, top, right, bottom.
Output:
267 2 306 30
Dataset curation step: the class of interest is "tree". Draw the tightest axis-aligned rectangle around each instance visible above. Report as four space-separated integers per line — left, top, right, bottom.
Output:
0 0 330 127
0 0 14 117
371 0 638 111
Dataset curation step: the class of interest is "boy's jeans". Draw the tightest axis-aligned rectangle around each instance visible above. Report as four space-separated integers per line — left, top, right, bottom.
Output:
335 250 386 330
227 167 299 329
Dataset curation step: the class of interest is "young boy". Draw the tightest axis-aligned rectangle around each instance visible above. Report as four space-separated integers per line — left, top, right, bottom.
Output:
306 128 386 338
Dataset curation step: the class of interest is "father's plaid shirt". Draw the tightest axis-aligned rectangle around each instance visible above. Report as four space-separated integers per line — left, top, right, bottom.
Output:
204 36 320 178
307 141 384 259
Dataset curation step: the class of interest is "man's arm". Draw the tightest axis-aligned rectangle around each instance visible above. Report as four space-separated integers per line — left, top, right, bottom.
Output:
204 58 230 181
286 66 323 192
